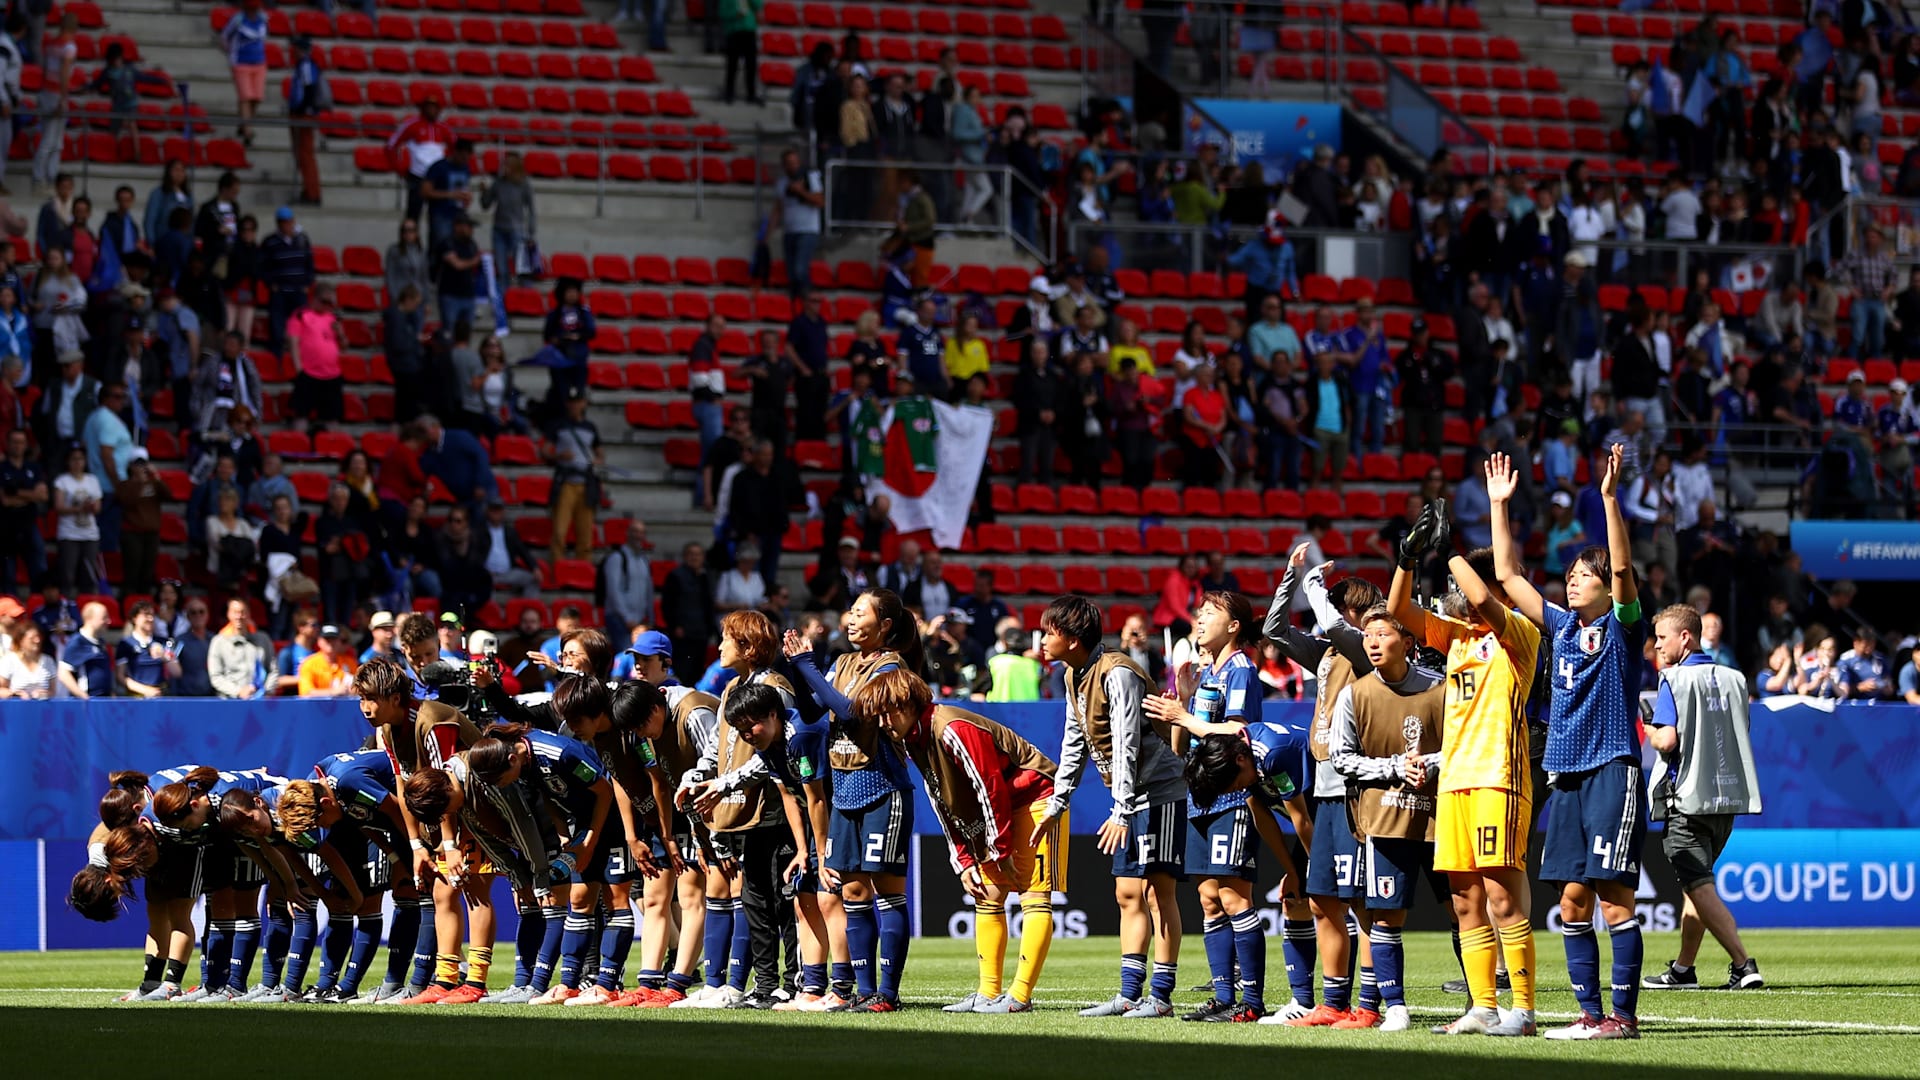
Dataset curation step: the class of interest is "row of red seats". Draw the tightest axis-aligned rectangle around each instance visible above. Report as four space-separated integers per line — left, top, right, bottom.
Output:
299 43 656 82
759 4 1068 40
209 8 617 50
352 144 749 182
1540 0 1799 15
1571 9 1836 46
6 131 249 171
315 79 674 116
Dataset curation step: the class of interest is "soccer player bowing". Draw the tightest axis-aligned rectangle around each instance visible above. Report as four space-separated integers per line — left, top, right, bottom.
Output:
1389 505 1543 1037
1327 606 1446 1032
1146 591 1305 1022
855 670 1065 1014
1037 595 1188 1019
1490 446 1650 1039
1158 630 1315 1023
1642 605 1764 992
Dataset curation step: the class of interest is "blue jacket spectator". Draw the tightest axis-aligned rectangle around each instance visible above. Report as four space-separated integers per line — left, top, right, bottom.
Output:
420 415 497 511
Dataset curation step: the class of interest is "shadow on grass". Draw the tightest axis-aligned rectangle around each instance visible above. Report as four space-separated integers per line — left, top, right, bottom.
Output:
3 1007 1917 1079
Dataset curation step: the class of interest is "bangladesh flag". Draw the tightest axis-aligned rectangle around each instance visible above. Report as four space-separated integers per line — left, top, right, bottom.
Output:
881 394 940 498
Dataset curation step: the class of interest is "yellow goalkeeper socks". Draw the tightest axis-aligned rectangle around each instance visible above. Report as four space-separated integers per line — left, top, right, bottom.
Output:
1461 924 1500 1011
433 953 461 988
1498 921 1536 1011
465 945 493 988
974 903 1007 997
1010 897 1054 1004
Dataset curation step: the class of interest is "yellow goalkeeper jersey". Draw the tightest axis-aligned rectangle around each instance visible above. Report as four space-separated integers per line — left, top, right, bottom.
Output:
1421 609 1540 795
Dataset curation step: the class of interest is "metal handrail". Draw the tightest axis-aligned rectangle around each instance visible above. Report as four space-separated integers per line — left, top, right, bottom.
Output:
1335 24 1493 174
821 160 1057 264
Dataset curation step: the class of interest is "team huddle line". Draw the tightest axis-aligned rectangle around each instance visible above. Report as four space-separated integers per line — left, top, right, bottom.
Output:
69 447 1764 1035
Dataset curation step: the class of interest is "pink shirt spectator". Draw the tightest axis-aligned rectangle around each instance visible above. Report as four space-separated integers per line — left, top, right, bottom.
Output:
289 308 341 380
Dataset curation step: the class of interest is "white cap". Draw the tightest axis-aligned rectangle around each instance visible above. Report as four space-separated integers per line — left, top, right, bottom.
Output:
1551 491 1574 509
1563 252 1589 269
1028 275 1051 294
1893 378 1910 394
1847 367 1867 382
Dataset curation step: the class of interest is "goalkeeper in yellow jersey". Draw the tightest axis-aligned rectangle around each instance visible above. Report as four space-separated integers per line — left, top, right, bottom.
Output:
1388 497 1542 1037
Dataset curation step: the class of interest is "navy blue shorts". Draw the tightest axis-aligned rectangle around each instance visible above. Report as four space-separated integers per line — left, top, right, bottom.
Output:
1363 836 1444 912
569 833 611 885
826 791 911 876
1113 800 1187 879
205 839 266 892
661 809 704 872
146 839 205 902
1186 804 1257 879
315 836 389 899
1540 760 1647 886
1304 797 1366 900
601 839 638 885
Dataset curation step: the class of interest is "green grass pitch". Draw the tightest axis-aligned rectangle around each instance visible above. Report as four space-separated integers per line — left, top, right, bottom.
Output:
2 930 1918 1077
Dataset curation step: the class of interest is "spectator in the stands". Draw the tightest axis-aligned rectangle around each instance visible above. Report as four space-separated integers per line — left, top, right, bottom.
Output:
1804 262 1841 359
34 172 73 260
898 295 947 397
115 600 178 699
902 548 951 615
143 159 192 255
786 290 831 439
480 150 536 294
437 612 468 662
1013 338 1060 486
389 495 441 606
541 276 594 410
661 542 715 681
422 137 475 256
1181 358 1231 489
115 458 162 597
0 621 54 699
359 610 399 665
446 320 488 433
1245 295 1299 377
433 505 490 619
959 567 1010 652
384 219 428 309
57 601 112 699
0 428 47 590
544 385 602 564
479 498 542 600
388 92 452 231
715 541 768 613
699 407 749 516
287 280 345 432
314 484 368 624
51 445 100 593
1348 300 1392 453
775 150 826 300
600 520 653 640
1840 225 1899 360
1228 215 1301 323
383 287 426 423
193 170 243 285
877 539 921 596
720 0 761 105
1837 628 1894 702
1753 282 1805 352
297 624 358 697
215 215 258 344
437 214 483 332
418 412 496 518
1005 275 1057 351
1060 348 1111 488
33 256 88 384
260 206 314 360
1395 318 1450 456
727 437 794 585
943 310 990 395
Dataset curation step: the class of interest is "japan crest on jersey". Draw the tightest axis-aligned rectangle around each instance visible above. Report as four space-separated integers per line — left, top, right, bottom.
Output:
1475 635 1496 662
1579 625 1605 655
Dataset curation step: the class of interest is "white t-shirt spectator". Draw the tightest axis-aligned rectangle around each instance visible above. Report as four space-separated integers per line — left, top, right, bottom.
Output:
782 169 823 236
0 650 56 697
1661 188 1702 240
715 566 767 611
1852 69 1880 138
54 472 101 541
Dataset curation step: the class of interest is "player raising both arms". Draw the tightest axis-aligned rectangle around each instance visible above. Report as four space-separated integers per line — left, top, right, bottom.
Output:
1490 446 1650 1040
855 670 1064 1015
1037 594 1187 1019
1146 591 1301 1022
1389 508 1543 1037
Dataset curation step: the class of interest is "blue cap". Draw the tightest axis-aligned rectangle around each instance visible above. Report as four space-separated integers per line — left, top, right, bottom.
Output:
275 206 295 222
627 630 673 658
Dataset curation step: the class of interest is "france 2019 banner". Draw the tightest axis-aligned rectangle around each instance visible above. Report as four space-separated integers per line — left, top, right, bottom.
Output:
1182 100 1341 179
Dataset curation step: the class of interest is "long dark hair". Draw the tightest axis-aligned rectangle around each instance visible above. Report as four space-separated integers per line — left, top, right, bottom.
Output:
151 766 219 825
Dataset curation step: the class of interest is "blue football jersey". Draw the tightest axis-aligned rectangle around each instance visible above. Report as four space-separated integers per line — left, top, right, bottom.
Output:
1541 601 1648 773
309 750 401 847
1186 651 1261 816
524 728 609 826
762 710 831 797
1246 719 1311 806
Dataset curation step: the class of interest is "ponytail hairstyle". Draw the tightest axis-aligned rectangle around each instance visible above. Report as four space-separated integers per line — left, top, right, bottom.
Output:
103 824 158 879
551 674 612 729
403 768 454 823
215 787 271 838
1183 733 1254 806
467 734 522 784
151 766 220 825
860 588 927 679
68 866 127 922
277 780 322 845
99 770 151 829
